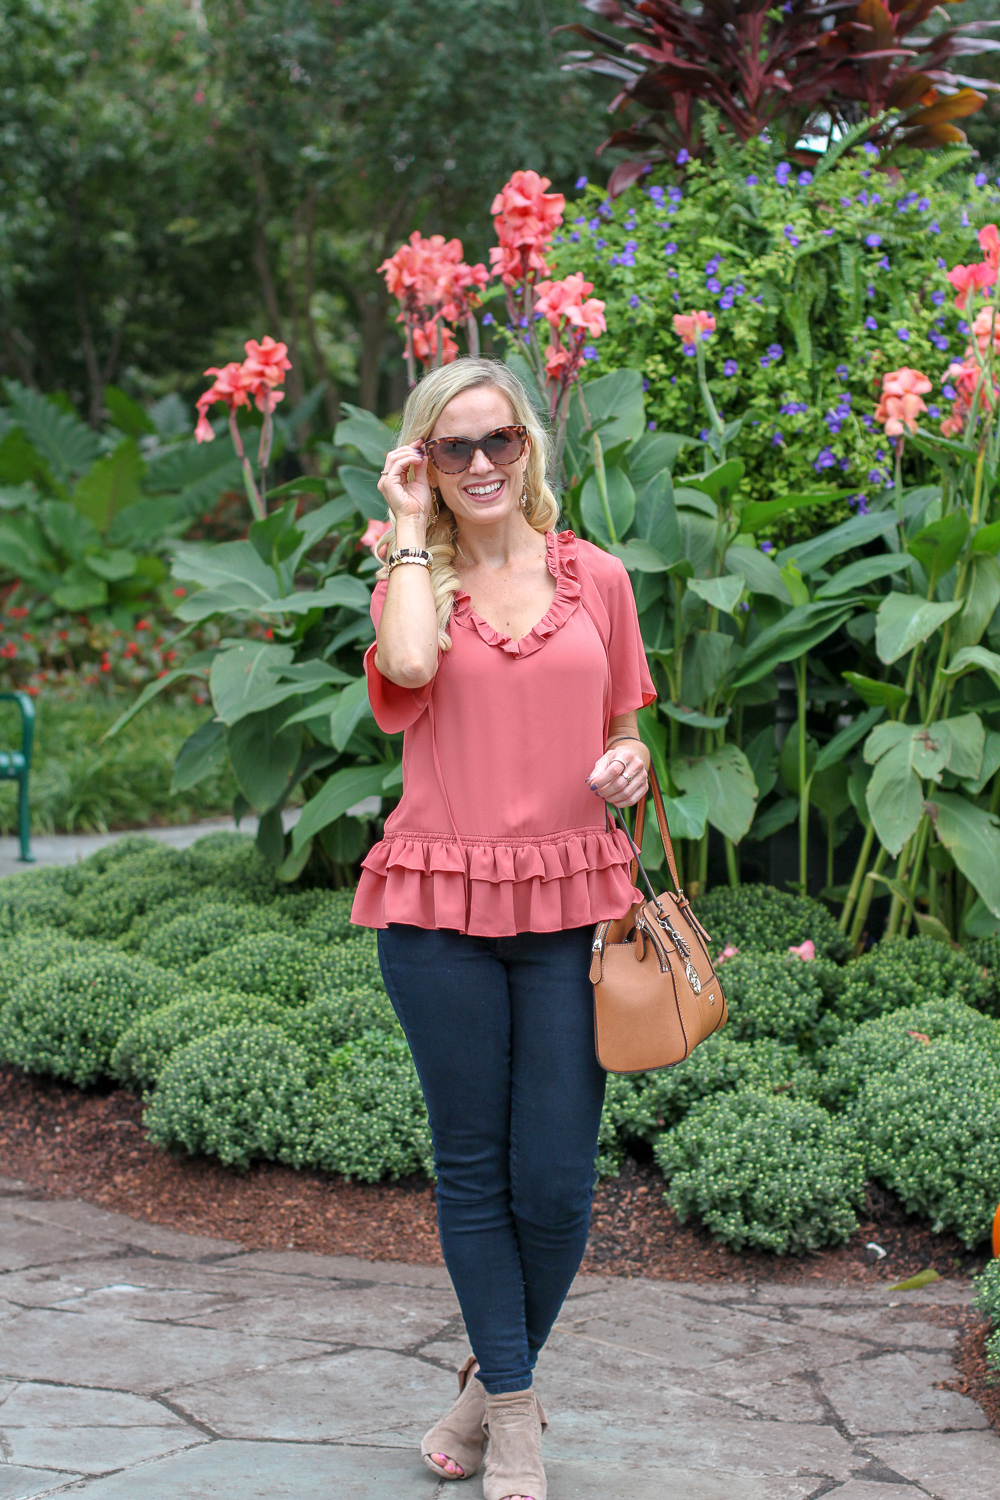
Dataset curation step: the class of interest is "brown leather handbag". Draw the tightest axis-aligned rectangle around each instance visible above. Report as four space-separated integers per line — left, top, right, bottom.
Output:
590 771 727 1074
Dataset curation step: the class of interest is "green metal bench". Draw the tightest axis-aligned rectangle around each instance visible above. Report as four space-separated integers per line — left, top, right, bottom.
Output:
0 691 34 862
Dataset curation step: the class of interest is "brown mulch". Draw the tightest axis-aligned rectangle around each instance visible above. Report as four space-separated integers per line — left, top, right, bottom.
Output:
1 1062 996 1430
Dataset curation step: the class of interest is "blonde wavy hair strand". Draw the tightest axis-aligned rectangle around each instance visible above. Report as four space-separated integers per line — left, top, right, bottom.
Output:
377 357 560 650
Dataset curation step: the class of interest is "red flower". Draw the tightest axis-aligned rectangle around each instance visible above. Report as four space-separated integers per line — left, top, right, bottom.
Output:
5 605 28 621
172 587 187 598
412 322 458 366
979 223 999 271
136 618 150 631
242 336 292 413
945 261 996 309
874 368 931 437
673 311 716 343
489 170 565 286
534 275 606 337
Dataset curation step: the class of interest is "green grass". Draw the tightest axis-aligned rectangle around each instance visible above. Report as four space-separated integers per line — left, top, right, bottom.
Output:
0 694 236 835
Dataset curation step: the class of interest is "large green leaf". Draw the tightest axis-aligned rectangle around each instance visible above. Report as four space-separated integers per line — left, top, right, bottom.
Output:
334 402 395 467
51 564 107 611
174 583 282 622
931 792 1000 917
71 439 143 532
906 510 970 586
227 704 303 814
103 654 215 737
745 797 798 841
738 489 850 533
687 575 744 615
942 644 1000 692
723 545 791 602
143 436 241 495
631 469 680 560
330 676 375 751
814 554 913 598
662 790 709 840
875 593 963 665
744 725 779 800
676 511 716 576
662 702 729 729
865 739 924 855
256 576 372 615
940 712 985 780
40 499 101 562
681 631 733 706
676 460 744 506
339 465 386 521
627 431 681 488
963 729 1000 796
84 549 137 582
292 763 392 852
952 555 1000 650
3 380 102 485
776 509 898 576
575 368 645 448
609 539 671 573
210 642 296 725
842 671 908 712
171 717 227 792
813 705 884 775
971 518 1000 555
671 744 757 841
288 498 358 572
728 602 853 689
104 385 156 438
171 538 278 596
581 464 635 546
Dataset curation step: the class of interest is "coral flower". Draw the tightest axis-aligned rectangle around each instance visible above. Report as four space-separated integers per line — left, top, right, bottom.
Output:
874 367 931 437
788 940 815 962
359 517 391 554
979 223 1000 271
946 261 996 309
672 311 715 342
195 361 252 443
534 274 606 337
970 305 1000 354
881 368 932 399
412 322 458 366
489 169 565 286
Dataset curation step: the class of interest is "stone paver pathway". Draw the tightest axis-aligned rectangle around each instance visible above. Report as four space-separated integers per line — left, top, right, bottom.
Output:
0 1180 996 1499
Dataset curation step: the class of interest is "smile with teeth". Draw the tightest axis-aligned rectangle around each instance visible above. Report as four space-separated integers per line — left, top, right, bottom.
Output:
465 479 504 498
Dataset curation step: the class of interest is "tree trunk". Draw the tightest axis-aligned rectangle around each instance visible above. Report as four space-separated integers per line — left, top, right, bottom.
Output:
358 284 391 412
73 267 104 427
302 190 339 429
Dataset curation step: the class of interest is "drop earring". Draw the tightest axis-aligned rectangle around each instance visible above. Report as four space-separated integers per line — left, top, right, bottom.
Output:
430 486 441 521
519 480 528 510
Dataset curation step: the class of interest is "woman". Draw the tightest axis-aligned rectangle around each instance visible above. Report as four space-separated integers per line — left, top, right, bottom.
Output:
350 357 654 1500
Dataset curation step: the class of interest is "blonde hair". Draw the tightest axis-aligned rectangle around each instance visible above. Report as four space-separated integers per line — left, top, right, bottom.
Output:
379 357 560 650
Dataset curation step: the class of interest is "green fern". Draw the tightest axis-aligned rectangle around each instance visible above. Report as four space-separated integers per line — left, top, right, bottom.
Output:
813 113 890 181
2 381 102 488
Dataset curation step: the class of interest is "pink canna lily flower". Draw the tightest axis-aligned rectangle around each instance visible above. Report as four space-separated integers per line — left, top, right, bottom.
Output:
946 261 996 309
788 939 815 961
979 223 999 271
716 942 739 964
194 361 253 443
672 310 715 343
359 517 391 554
874 368 931 437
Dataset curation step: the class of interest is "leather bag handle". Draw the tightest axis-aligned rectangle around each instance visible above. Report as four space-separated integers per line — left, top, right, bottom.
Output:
629 767 682 896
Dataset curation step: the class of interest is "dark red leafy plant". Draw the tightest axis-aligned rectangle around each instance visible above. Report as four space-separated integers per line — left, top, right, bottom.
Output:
560 0 1000 192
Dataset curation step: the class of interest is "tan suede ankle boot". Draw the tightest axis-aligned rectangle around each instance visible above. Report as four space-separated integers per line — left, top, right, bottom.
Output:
482 1388 548 1500
421 1355 487 1480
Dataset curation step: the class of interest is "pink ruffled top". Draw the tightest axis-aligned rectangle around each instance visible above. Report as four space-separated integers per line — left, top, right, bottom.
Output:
350 530 656 937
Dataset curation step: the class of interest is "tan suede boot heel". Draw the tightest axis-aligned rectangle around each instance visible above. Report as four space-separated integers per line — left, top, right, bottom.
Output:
421 1355 487 1480
482 1389 548 1500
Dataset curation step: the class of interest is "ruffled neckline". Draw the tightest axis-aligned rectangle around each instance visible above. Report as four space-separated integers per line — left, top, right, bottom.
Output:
450 530 582 658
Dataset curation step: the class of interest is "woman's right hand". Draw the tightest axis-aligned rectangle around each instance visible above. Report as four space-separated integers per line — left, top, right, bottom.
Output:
377 444 434 525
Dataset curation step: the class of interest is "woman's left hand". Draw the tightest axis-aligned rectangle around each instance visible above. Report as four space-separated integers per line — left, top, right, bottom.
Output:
586 744 649 808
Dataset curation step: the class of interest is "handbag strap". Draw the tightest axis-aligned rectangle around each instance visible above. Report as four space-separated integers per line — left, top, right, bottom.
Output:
624 767 683 897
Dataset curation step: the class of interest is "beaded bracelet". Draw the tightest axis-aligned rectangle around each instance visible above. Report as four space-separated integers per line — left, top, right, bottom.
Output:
386 548 432 574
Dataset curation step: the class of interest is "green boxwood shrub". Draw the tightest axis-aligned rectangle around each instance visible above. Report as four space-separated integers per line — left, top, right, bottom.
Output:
183 831 279 902
144 1022 315 1169
0 929 99 1006
66 845 196 940
694 885 848 962
278 887 357 944
138 902 292 969
965 936 1000 1019
0 866 73 934
819 996 1000 1109
717 951 843 1044
0 951 181 1086
313 930 385 996
654 1090 864 1255
831 937 991 1031
283 990 399 1058
309 1030 434 1182
975 1260 1000 1376
851 1038 1000 1248
111 991 289 1088
187 932 326 1005
119 886 253 951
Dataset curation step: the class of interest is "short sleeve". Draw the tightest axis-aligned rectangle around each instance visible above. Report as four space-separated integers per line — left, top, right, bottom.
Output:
363 579 434 733
605 559 656 717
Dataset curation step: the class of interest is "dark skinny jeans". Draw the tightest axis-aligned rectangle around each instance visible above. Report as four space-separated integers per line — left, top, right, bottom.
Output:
376 923 607 1394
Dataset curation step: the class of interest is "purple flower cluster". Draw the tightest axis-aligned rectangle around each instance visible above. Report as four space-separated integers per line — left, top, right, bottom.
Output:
848 493 869 514
814 448 837 472
609 239 638 267
784 225 800 247
824 392 852 435
724 359 739 377
780 400 808 416
759 344 784 370
775 162 792 187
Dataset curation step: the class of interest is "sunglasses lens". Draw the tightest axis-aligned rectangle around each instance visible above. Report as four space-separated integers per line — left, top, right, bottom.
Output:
430 438 473 473
483 428 524 464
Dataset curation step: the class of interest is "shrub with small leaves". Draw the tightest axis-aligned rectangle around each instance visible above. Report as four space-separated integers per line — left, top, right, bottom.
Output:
975 1259 1000 1376
144 1022 316 1169
655 1090 864 1255
111 991 289 1088
187 932 326 1005
0 951 181 1086
819 997 1000 1109
283 990 399 1060
66 845 197 940
183 831 279 902
694 885 848 962
138 902 292 970
0 929 101 1007
313 929 385 996
277 887 357 945
309 1029 434 1182
831 937 991 1031
851 1038 1000 1248
965 936 1000 1019
0 866 73 934
119 887 255 951
718 952 843 1044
